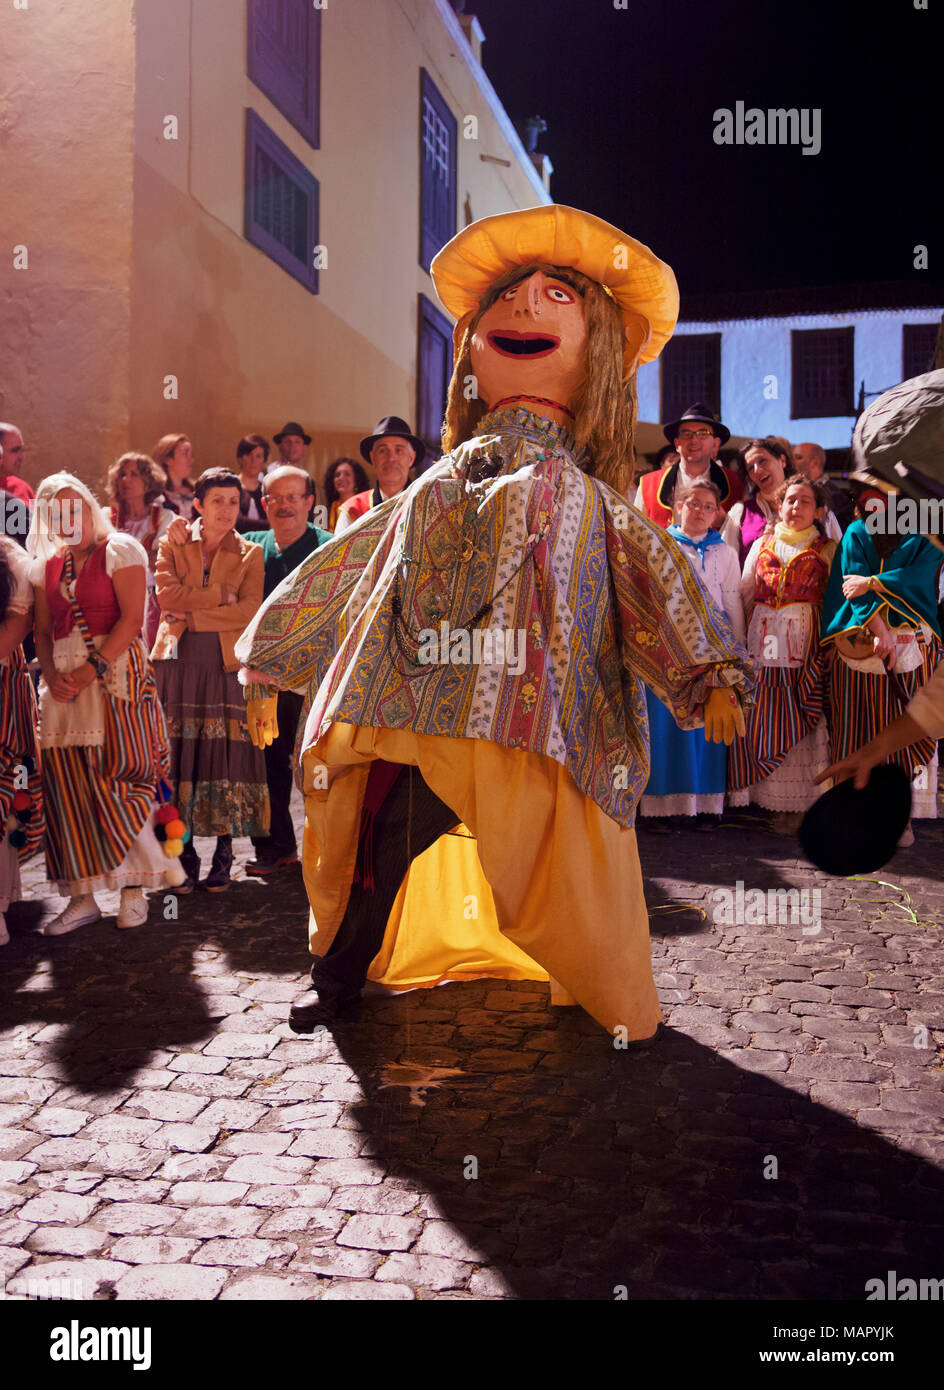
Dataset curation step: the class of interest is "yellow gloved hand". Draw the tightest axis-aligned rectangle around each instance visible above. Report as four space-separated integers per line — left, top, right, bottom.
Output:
703 686 745 745
246 696 278 749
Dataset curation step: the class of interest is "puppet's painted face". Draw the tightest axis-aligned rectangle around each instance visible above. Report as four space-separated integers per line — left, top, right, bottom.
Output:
470 270 588 411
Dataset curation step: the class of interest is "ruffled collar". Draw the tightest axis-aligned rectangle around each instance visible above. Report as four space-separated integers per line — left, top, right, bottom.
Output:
774 521 819 549
476 405 589 467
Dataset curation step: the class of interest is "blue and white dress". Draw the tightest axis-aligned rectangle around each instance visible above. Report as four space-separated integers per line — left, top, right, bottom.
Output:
640 527 746 817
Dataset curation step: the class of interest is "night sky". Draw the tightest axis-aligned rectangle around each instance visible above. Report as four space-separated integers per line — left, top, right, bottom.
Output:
469 0 939 297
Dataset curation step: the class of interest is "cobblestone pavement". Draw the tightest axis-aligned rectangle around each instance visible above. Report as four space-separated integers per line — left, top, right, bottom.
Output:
1 797 942 1301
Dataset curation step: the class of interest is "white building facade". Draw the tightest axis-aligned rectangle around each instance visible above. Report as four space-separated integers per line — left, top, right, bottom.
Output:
637 287 942 455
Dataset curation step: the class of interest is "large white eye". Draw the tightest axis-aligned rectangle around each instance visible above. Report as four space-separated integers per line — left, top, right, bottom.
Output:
545 283 574 303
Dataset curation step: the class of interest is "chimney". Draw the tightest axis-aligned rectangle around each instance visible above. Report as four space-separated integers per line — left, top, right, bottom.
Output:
458 12 485 65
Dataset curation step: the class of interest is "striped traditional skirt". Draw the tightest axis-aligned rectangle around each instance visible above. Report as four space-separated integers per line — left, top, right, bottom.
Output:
829 639 941 818
0 647 44 909
153 631 269 839
39 635 183 896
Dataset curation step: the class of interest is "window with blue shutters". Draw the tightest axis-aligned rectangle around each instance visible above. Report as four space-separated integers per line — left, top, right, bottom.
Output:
247 0 321 148
244 109 319 294
416 295 454 465
420 70 457 273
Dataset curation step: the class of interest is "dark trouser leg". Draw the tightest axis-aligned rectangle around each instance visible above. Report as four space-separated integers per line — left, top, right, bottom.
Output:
314 764 459 995
251 690 303 857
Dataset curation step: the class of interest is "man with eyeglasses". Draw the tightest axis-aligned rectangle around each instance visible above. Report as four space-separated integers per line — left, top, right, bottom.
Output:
241 466 332 876
635 402 742 527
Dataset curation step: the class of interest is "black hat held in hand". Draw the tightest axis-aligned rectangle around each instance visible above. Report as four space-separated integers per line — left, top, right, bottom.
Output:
799 765 912 876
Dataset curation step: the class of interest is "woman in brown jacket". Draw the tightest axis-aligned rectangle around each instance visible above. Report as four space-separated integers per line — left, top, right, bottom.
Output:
152 468 269 891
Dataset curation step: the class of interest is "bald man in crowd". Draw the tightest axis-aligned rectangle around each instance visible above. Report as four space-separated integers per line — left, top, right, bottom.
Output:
794 440 853 531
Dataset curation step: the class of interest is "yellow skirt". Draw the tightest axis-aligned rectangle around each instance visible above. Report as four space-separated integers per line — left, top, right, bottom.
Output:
301 724 662 1039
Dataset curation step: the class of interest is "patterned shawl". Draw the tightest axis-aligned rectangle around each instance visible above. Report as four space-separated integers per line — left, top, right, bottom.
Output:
235 407 754 825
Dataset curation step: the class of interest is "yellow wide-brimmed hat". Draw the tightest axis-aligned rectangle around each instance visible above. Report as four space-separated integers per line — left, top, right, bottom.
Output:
430 204 679 378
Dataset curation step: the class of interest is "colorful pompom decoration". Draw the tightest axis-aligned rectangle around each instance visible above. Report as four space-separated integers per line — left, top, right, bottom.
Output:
12 791 31 812
152 791 184 857
8 828 27 849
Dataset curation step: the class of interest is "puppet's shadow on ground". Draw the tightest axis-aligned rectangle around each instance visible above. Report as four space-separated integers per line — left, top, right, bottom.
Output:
4 822 942 1300
1 863 312 1089
327 992 944 1300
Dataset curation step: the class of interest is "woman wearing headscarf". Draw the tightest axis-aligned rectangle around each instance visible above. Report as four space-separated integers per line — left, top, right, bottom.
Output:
28 473 182 936
821 482 943 845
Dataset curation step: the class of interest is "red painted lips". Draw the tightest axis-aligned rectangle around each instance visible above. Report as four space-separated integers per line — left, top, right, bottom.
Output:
486 330 560 358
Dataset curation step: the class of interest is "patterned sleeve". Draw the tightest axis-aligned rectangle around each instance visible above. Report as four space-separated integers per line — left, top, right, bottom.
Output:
234 496 403 700
602 492 754 727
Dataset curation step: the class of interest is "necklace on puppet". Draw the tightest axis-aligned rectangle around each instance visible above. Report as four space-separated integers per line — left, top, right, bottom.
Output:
490 395 576 421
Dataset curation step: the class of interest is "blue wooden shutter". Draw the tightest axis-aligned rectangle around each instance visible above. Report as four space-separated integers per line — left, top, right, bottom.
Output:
247 0 321 148
245 109 319 293
417 295 454 465
419 70 457 272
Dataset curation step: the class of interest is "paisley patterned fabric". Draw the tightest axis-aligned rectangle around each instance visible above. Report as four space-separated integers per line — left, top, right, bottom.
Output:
236 407 754 825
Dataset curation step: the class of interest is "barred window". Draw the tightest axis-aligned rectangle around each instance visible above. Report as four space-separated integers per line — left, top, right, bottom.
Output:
791 327 855 418
660 334 721 425
902 323 938 381
420 70 457 273
244 110 319 293
247 0 321 147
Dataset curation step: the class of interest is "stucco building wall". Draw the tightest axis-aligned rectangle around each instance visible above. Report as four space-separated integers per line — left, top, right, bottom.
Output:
0 0 135 486
3 0 548 494
130 0 548 487
636 307 943 450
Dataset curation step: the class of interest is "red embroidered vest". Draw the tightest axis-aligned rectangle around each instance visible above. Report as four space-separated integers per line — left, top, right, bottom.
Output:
46 544 120 640
638 464 742 528
754 534 830 609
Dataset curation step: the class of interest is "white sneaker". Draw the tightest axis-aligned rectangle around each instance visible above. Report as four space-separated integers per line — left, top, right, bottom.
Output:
0 914 9 946
44 895 101 936
117 888 148 929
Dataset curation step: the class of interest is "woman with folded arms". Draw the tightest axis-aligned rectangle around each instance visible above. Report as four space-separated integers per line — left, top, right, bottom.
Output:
152 467 269 892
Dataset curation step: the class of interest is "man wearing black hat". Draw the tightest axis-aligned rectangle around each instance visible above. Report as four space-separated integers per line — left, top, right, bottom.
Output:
272 422 312 472
635 403 742 527
334 416 425 534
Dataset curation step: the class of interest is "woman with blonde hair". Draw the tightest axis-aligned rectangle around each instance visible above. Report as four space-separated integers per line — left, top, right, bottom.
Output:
28 473 183 935
106 452 176 648
152 434 195 519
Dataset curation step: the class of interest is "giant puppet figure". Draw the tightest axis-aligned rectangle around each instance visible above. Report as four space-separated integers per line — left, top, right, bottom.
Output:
235 206 752 1040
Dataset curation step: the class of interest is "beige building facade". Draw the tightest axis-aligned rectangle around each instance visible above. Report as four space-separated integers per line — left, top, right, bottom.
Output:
1 0 550 495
